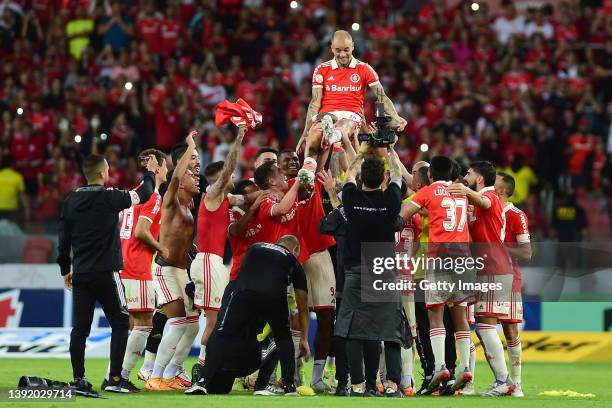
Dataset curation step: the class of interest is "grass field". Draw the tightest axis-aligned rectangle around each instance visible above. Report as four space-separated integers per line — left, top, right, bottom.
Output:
1 358 610 407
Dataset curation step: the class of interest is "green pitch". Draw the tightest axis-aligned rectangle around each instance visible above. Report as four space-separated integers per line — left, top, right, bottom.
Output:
1 358 610 407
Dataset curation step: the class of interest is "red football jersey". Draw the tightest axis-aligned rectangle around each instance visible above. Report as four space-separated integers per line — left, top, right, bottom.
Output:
228 208 263 281
411 181 470 243
120 192 162 280
503 203 530 291
255 195 310 263
136 17 161 54
196 195 230 257
295 179 335 254
312 58 379 114
472 187 512 276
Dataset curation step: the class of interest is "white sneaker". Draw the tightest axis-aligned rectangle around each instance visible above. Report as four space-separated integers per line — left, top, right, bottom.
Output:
511 383 524 397
480 377 515 397
254 385 282 396
462 381 476 395
311 379 332 393
321 115 341 145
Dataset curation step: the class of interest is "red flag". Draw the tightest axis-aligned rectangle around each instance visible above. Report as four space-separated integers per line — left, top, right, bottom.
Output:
215 98 263 129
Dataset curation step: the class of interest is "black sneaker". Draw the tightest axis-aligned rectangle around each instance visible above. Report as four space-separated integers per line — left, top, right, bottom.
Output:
440 373 457 396
105 377 128 393
365 387 383 397
349 388 365 397
417 375 433 396
191 363 204 385
120 378 140 393
283 384 298 396
184 379 208 395
334 382 349 396
385 385 405 398
71 377 99 397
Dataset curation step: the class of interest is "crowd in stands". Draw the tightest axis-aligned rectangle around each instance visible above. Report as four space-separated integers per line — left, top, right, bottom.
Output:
0 0 610 239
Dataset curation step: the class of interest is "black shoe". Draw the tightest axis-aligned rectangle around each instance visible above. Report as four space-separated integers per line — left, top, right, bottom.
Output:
365 387 383 397
100 378 108 391
385 386 405 398
334 382 349 396
71 377 99 397
283 384 298 396
417 375 433 396
105 377 128 393
349 388 365 397
185 379 208 395
120 378 140 393
191 363 204 385
440 374 456 396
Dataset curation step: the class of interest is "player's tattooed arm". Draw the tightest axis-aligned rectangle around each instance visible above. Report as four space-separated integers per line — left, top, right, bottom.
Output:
370 83 407 131
387 150 402 187
345 151 364 184
298 87 323 152
208 125 247 202
165 130 197 207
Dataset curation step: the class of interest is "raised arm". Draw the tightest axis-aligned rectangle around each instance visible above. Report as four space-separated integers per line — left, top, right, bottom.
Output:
370 83 407 131
165 130 197 205
208 125 247 202
387 149 402 188
271 180 300 217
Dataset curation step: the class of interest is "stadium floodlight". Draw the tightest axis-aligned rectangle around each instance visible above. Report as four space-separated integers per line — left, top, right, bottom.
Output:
351 22 360 31
100 133 108 141
16 107 24 115
290 1 298 9
420 143 429 152
74 135 82 143
471 2 480 11
124 82 133 91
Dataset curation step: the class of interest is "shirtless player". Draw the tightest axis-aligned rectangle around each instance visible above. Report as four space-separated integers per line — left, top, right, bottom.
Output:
146 131 201 391
296 30 407 185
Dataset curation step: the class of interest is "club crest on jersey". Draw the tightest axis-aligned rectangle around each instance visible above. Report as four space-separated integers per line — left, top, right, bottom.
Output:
314 74 323 83
350 73 360 83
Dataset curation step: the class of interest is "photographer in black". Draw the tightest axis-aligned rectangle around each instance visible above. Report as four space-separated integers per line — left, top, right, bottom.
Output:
334 143 408 397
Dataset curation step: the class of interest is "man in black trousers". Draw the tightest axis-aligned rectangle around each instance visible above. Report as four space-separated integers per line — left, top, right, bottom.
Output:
185 236 311 396
57 154 159 395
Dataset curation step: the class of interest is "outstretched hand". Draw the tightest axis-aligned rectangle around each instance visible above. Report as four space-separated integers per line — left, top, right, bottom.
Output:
186 130 197 146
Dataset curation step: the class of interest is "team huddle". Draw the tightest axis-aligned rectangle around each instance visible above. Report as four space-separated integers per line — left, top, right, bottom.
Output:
86 30 531 398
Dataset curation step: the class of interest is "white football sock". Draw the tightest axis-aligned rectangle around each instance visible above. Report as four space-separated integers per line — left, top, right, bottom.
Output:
400 346 413 388
469 342 476 379
142 351 156 372
455 330 471 371
507 337 522 384
429 328 446 371
302 157 317 173
168 317 199 374
121 326 151 379
151 317 187 379
198 346 206 365
476 323 508 381
291 329 302 359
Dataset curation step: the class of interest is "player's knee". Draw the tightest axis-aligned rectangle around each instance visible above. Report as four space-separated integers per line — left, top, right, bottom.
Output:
71 326 91 340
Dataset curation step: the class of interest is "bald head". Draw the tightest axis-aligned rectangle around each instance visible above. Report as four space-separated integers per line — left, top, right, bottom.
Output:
411 161 430 192
412 161 429 173
331 30 354 68
277 235 300 258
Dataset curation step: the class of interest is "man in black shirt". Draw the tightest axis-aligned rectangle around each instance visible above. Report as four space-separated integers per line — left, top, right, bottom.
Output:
186 235 310 396
57 154 158 395
335 147 407 397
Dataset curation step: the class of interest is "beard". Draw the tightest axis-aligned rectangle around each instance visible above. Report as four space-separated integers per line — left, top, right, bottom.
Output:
469 182 477 191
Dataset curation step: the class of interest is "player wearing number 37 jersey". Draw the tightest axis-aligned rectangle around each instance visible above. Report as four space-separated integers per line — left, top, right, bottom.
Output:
402 156 474 394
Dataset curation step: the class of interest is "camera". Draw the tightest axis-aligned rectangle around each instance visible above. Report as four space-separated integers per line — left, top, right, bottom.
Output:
357 100 397 147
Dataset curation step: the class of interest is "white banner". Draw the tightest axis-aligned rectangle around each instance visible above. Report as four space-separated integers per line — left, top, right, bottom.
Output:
0 328 111 358
0 265 63 289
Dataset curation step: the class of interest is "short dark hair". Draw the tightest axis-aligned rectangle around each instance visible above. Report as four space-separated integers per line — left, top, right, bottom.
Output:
204 161 224 181
81 154 106 181
233 179 257 195
1 155 16 169
415 166 430 186
140 148 166 166
497 171 516 196
254 160 277 189
360 157 385 189
429 156 454 181
450 159 461 181
171 143 188 166
255 147 278 162
470 161 496 186
278 148 297 158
